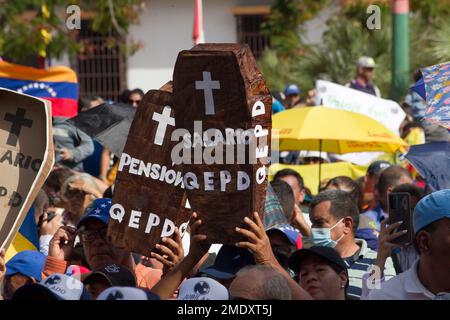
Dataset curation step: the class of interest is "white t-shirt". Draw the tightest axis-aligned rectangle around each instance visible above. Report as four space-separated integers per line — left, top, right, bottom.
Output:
364 260 449 300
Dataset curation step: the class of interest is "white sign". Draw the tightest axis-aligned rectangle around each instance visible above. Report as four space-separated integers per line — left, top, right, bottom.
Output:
315 80 406 164
315 80 406 134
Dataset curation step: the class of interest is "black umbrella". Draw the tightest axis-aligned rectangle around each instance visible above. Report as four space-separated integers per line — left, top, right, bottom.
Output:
67 102 135 157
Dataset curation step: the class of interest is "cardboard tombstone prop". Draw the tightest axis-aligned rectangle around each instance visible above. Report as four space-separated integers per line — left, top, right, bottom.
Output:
0 88 54 250
173 43 272 244
108 82 191 255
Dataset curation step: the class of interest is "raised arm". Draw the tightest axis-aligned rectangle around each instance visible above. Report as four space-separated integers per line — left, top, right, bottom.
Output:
235 211 312 300
150 212 210 299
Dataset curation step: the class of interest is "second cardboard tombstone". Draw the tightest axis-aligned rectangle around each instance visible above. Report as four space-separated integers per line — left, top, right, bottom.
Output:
173 44 272 244
0 88 54 250
107 83 191 256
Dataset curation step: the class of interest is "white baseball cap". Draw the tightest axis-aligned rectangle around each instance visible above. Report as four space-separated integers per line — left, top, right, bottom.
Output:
177 277 229 300
12 273 91 300
357 56 377 68
97 286 160 300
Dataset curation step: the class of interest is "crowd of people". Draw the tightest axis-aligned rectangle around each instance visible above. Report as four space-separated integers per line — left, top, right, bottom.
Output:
0 56 449 301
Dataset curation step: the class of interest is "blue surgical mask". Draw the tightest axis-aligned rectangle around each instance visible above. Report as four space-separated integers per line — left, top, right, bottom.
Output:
305 218 345 248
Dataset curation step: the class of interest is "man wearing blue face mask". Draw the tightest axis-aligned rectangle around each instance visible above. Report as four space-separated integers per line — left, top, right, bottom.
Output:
305 190 396 299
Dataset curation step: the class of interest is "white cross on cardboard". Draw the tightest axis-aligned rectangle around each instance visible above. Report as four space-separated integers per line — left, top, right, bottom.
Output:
195 71 220 115
151 106 175 146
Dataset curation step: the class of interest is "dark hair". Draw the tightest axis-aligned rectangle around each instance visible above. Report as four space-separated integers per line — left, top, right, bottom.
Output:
78 95 103 112
328 263 349 291
273 169 305 190
129 88 144 98
119 89 131 103
392 183 424 203
402 121 423 133
413 69 422 82
376 166 412 197
325 176 362 209
413 219 440 254
44 166 74 193
310 190 360 234
270 180 295 221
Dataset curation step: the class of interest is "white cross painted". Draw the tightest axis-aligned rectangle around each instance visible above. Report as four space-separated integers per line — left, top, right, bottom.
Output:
195 71 220 115
152 106 175 146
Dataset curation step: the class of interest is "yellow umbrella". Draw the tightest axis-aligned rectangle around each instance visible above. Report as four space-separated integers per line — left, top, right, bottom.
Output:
273 106 408 192
273 106 408 153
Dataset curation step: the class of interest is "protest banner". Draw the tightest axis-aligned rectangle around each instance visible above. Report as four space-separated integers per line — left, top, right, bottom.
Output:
0 88 54 250
172 43 272 244
315 80 405 133
107 82 192 255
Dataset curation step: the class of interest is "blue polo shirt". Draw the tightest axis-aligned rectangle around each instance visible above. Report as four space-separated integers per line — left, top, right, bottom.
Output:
356 203 387 251
362 202 387 231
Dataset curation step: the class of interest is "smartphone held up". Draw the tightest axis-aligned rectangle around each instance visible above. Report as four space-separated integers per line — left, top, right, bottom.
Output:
388 192 414 246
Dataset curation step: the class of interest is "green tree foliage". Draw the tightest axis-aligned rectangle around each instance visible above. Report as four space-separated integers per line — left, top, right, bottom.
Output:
261 0 329 56
423 17 450 62
258 0 450 100
0 0 144 64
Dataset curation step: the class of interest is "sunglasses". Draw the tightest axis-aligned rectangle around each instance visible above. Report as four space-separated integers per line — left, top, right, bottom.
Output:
79 227 108 243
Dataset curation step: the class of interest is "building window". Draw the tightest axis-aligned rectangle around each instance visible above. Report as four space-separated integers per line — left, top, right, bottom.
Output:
74 20 127 102
236 14 270 59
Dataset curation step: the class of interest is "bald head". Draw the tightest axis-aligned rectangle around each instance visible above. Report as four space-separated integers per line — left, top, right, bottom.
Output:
229 265 292 300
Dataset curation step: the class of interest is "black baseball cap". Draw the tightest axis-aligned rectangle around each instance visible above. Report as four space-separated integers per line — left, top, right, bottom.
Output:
367 160 391 176
199 245 255 279
83 263 136 288
288 246 348 277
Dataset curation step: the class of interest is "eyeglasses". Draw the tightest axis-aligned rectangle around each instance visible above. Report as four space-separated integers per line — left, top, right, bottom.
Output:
80 227 108 243
129 99 141 104
272 245 295 257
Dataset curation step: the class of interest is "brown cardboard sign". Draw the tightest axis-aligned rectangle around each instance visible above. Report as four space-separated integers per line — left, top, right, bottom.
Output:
172 44 272 244
0 88 54 250
107 83 191 256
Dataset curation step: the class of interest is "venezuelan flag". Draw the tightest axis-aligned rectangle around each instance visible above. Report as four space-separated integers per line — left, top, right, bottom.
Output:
0 60 78 117
5 206 39 262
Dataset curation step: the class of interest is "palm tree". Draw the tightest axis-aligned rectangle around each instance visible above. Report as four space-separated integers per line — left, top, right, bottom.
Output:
426 17 450 62
258 9 448 101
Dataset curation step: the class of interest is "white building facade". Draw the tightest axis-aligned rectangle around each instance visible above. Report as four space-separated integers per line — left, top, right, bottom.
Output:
127 0 272 91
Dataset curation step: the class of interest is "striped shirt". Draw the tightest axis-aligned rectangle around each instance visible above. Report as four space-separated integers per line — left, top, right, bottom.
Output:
345 239 397 300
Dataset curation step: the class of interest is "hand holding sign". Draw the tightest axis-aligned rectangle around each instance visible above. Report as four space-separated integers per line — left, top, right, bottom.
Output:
151 227 185 274
235 211 277 265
